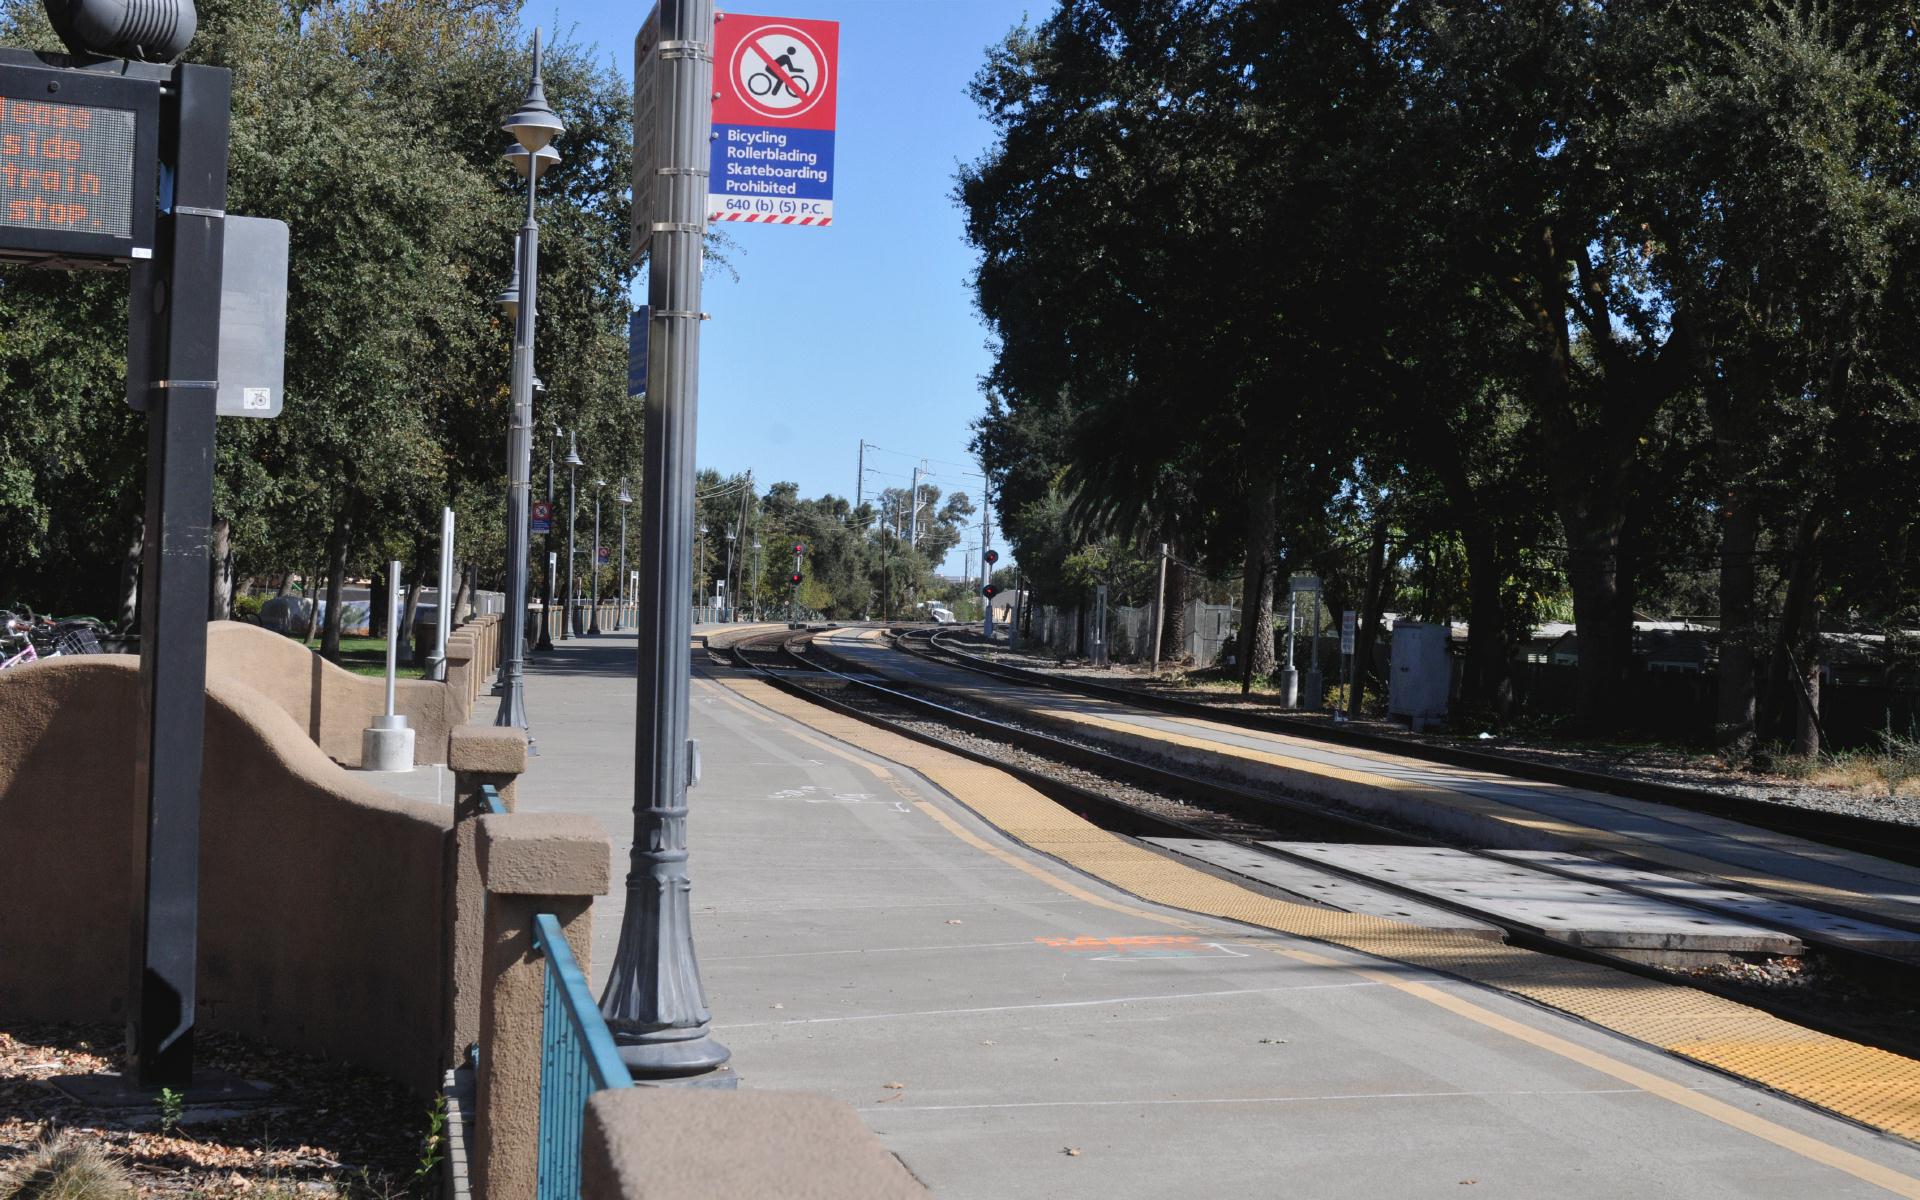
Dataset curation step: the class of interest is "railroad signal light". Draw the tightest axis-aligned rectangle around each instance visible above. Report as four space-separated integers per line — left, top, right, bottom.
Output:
982 584 999 599
984 549 999 565
790 572 802 585
793 543 805 555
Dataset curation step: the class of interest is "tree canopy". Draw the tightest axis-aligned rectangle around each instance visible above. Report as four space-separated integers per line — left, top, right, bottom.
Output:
963 0 1920 743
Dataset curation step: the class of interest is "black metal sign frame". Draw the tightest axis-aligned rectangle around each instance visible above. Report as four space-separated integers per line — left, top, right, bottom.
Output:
0 52 160 267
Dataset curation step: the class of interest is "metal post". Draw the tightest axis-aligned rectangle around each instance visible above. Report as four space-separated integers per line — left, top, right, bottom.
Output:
1280 588 1299 708
1150 542 1168 675
494 62 545 744
616 491 629 631
428 507 455 680
601 0 729 1081
128 61 230 1089
589 485 603 634
384 560 403 715
1009 566 1022 650
1092 584 1109 668
1306 590 1323 709
981 477 994 638
538 428 557 650
566 456 578 636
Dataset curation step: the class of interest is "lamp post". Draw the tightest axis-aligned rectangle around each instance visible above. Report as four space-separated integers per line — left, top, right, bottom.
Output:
493 29 564 744
565 432 582 636
537 415 558 650
617 480 632 631
724 527 736 622
600 0 730 1081
590 478 605 635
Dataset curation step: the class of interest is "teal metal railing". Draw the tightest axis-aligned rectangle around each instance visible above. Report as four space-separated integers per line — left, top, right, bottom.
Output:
532 912 631 1199
476 782 631 1199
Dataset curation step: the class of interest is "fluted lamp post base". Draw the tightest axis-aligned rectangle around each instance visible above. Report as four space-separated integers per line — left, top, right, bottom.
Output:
600 864 733 1084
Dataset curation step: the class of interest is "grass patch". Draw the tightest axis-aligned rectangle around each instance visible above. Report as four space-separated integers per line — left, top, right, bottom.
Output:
0 1134 135 1200
293 636 428 680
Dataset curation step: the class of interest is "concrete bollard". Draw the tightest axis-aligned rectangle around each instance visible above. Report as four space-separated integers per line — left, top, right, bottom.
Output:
474 811 610 1200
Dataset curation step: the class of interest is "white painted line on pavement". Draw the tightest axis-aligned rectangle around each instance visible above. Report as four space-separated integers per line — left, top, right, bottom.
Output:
714 980 1385 1029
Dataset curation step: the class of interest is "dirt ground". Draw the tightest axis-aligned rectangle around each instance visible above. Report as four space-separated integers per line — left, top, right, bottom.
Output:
0 1023 434 1198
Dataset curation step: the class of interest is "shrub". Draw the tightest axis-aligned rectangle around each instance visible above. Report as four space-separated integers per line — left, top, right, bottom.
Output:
0 1134 135 1200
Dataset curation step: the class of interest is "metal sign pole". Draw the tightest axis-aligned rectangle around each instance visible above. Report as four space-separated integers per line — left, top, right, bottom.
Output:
127 61 230 1089
384 560 402 715
602 0 729 1082
428 507 454 680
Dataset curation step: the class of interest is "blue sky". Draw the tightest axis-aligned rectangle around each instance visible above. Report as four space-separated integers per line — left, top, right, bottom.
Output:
546 0 1039 570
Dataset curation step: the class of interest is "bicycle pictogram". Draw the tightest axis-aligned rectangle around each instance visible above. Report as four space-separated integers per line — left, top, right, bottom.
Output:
730 24 829 119
747 45 812 98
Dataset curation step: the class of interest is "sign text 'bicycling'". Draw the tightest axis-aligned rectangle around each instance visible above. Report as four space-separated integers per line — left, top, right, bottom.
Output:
709 12 838 227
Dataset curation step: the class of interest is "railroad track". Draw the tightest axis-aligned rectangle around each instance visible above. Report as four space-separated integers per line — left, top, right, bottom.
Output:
895 627 1920 868
716 626 1920 1061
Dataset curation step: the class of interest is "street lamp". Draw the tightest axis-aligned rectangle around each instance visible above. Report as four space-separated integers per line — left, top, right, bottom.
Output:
616 480 632 631
590 478 605 635
493 28 565 746
565 432 583 636
537 416 559 650
724 526 736 622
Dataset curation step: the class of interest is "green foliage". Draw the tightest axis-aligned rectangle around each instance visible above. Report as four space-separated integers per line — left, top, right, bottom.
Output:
0 0 647 617
156 1086 184 1133
963 0 1920 731
413 1095 447 1186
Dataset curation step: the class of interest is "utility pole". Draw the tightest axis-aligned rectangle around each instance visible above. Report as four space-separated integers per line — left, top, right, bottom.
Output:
601 0 728 1083
908 463 921 549
855 440 865 516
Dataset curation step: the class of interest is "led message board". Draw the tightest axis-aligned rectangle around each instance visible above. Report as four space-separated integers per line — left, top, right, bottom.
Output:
0 63 158 266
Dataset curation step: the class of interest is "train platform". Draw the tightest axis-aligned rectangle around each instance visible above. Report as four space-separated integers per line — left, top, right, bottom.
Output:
502 626 1920 1198
809 627 1920 937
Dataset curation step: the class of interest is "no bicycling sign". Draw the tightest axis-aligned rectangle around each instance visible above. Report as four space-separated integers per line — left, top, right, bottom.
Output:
710 12 838 227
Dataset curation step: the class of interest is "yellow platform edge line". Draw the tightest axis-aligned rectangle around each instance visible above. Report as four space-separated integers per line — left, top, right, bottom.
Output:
715 673 1920 1152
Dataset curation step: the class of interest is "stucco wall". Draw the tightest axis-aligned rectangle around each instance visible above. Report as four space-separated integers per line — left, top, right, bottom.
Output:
0 655 451 1091
205 617 500 767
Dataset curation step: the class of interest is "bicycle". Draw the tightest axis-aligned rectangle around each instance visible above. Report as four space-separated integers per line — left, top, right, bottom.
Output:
747 69 810 99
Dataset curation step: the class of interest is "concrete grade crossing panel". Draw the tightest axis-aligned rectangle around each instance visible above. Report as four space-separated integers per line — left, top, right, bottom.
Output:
1274 844 1802 955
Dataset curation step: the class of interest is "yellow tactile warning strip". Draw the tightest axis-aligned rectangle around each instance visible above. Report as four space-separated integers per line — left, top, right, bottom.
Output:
715 673 1920 1151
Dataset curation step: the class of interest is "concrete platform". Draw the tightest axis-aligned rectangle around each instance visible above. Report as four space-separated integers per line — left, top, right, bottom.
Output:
1145 838 1504 940
508 629 1920 1199
1272 844 1802 956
